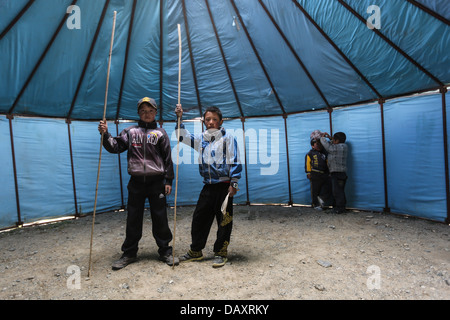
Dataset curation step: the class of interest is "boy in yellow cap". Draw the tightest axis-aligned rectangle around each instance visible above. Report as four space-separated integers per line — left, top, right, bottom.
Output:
98 97 178 269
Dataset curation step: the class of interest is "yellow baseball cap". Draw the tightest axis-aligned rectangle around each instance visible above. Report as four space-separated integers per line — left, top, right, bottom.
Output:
137 97 157 110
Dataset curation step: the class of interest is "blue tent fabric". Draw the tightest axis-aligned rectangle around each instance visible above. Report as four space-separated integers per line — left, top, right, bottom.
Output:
384 94 448 221
244 117 290 204
1 0 448 120
0 92 449 228
0 1 449 228
416 0 450 21
3 117 74 222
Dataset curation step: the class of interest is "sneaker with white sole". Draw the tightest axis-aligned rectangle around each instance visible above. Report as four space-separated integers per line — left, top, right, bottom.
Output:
179 250 204 262
212 256 228 268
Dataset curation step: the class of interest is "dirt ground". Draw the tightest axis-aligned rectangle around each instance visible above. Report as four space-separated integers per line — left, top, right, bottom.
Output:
0 205 449 301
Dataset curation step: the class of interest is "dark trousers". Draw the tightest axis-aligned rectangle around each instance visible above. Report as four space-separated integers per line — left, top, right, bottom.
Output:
309 172 332 207
121 177 173 258
330 172 347 211
190 183 233 257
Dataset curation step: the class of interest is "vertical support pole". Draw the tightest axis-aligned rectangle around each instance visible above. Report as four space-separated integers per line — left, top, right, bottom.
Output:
440 87 450 224
379 99 390 213
241 117 250 205
327 107 333 136
66 119 79 217
7 115 22 227
283 114 293 205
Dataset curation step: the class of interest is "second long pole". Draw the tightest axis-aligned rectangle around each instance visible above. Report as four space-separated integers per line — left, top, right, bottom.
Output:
172 23 182 269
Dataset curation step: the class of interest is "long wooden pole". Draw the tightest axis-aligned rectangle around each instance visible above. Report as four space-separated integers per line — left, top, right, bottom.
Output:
172 23 182 269
88 11 117 278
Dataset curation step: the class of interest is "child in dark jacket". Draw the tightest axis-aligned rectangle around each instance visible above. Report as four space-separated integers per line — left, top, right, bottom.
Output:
305 139 332 210
98 97 177 269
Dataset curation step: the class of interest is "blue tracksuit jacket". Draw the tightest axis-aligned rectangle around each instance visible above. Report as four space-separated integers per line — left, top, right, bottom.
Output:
175 123 242 185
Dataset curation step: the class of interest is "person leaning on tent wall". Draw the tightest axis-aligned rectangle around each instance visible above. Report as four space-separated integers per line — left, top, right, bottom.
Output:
174 104 242 268
97 97 179 270
320 131 348 214
305 138 332 210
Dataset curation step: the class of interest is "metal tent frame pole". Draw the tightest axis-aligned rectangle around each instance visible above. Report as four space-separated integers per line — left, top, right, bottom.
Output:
379 99 390 213
7 115 22 227
440 87 450 224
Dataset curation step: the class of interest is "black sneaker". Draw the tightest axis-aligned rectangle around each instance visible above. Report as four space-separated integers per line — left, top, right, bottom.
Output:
212 256 228 268
179 250 204 262
160 254 180 266
112 255 137 270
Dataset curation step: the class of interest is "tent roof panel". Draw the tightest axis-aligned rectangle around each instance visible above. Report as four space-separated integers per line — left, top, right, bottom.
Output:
0 0 448 120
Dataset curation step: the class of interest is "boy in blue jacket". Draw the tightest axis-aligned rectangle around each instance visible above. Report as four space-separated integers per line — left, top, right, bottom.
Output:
175 104 242 268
